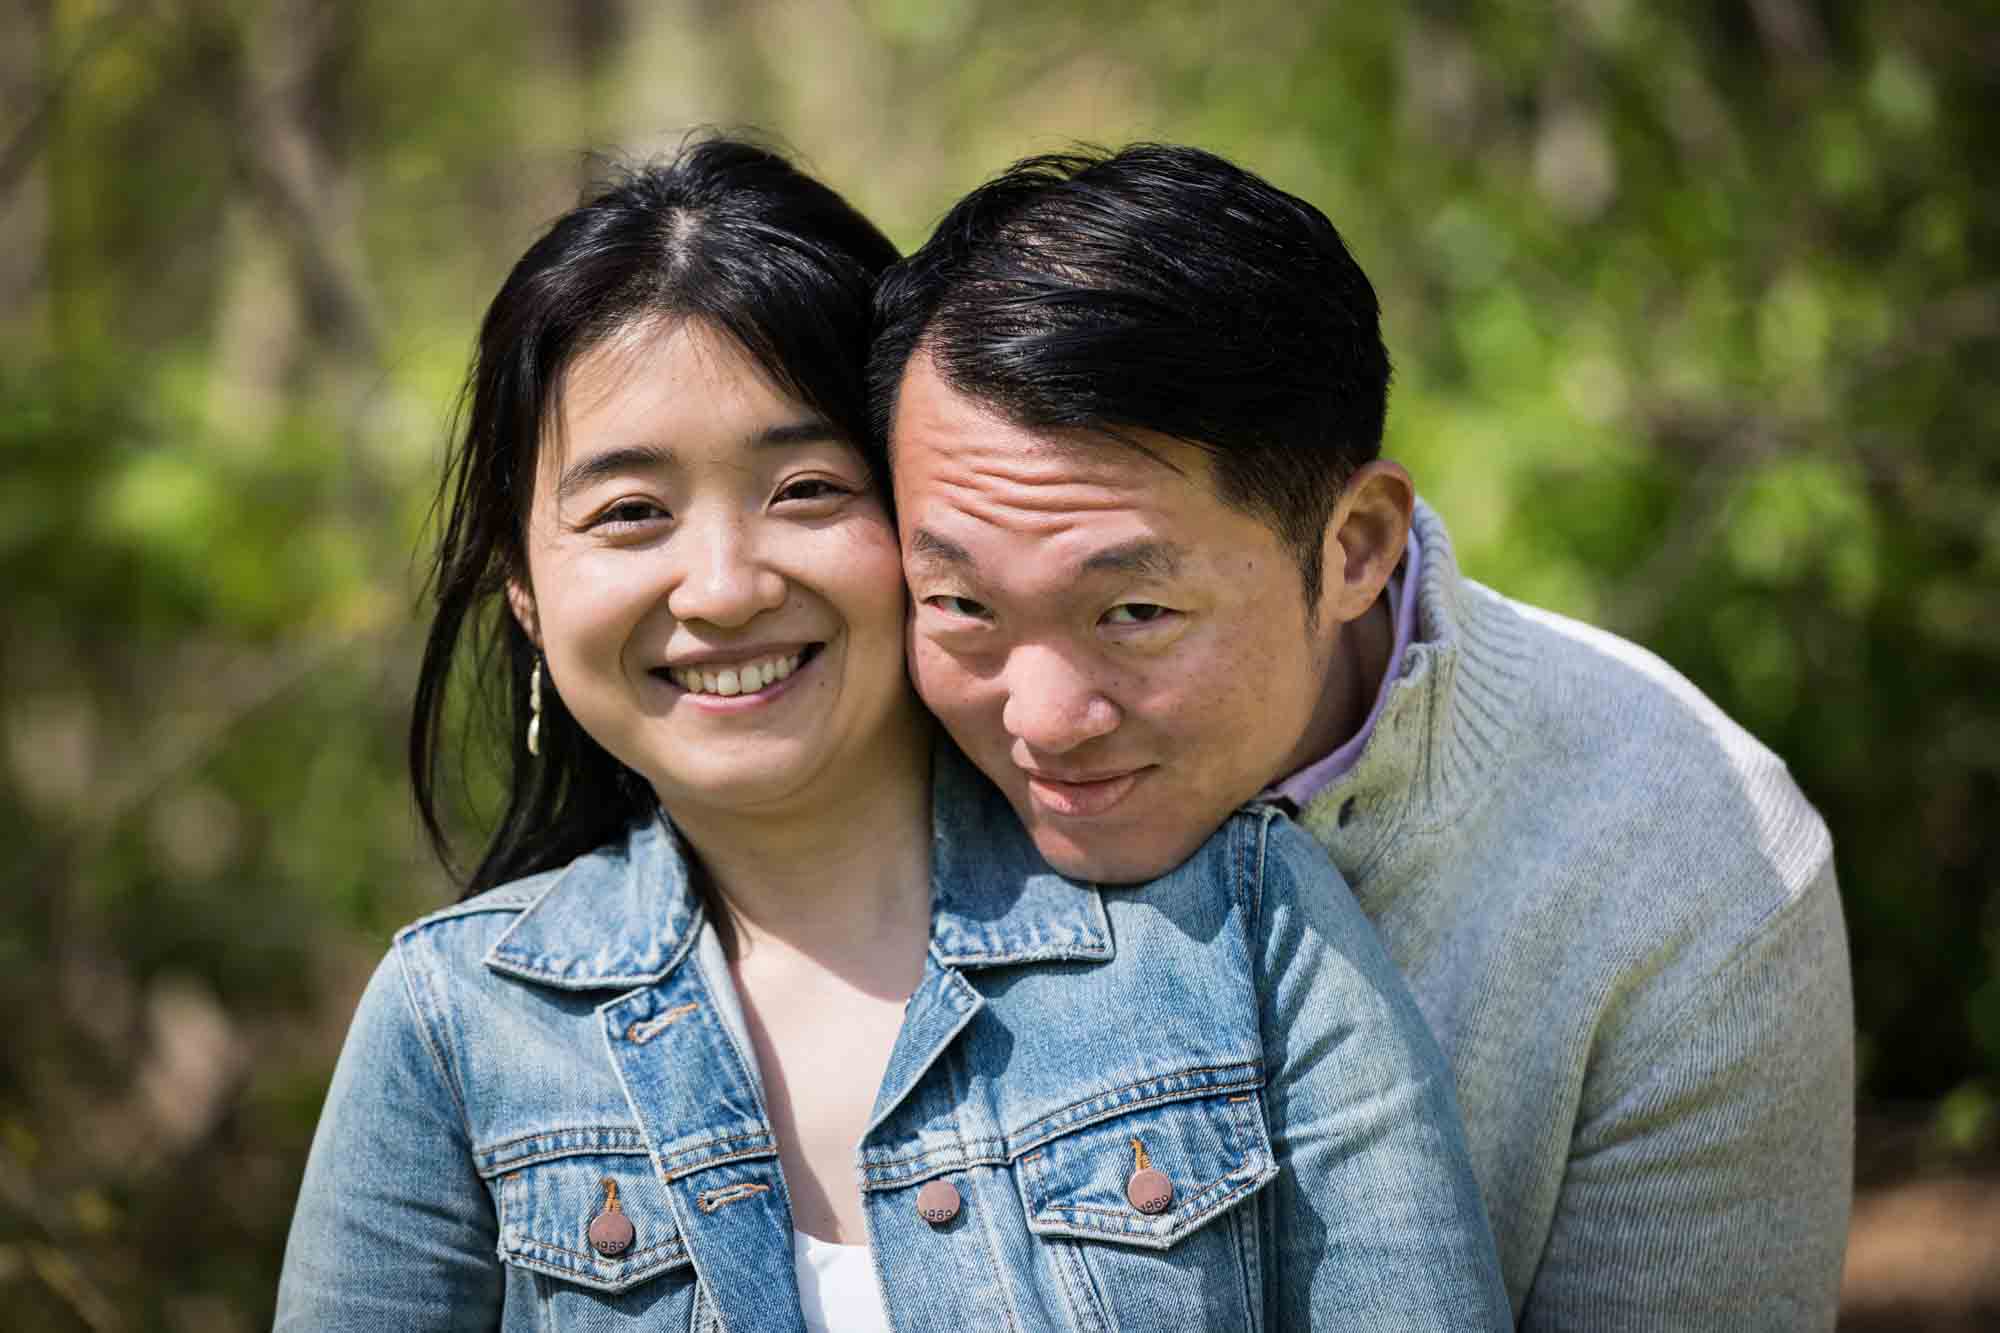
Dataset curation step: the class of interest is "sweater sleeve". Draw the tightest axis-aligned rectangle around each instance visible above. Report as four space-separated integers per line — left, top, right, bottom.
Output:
1521 858 1854 1332
274 943 504 1331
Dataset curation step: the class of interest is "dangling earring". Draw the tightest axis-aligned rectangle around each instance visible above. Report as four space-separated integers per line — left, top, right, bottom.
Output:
527 657 544 757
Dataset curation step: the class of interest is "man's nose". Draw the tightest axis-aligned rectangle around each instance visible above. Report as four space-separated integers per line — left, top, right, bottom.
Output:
1000 643 1120 755
665 513 787 628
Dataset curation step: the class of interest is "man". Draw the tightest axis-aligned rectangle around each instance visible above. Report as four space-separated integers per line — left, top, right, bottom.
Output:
871 145 1853 1328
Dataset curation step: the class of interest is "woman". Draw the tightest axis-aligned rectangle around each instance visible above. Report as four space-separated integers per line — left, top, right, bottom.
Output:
276 137 1508 1331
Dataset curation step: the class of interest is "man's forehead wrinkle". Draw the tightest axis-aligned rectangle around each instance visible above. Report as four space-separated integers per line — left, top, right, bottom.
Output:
962 453 1127 494
988 423 1189 479
942 438 1179 502
912 482 1187 585
931 469 1141 525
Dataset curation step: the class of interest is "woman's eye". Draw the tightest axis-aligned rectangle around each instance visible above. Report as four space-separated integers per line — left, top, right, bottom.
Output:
595 499 669 528
775 477 847 504
925 595 991 621
1102 602 1172 626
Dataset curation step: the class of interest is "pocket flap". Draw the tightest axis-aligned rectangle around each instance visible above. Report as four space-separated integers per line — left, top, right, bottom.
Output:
1016 1091 1277 1250
496 1150 690 1292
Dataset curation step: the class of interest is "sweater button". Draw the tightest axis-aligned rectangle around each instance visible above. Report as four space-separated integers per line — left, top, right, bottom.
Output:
1126 1167 1173 1214
916 1178 961 1226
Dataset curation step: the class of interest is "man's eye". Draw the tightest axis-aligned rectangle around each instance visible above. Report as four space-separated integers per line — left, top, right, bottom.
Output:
925 595 991 621
1102 603 1171 626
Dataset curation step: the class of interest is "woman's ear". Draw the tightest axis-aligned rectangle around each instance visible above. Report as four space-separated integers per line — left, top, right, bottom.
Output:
506 577 542 651
1319 460 1415 626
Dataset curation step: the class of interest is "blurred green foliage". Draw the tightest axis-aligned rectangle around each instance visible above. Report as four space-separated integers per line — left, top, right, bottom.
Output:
1 1 1994 1327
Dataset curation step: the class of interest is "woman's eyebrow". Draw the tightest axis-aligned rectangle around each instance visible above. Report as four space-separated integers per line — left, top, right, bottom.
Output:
555 420 840 499
556 443 674 500
753 419 841 448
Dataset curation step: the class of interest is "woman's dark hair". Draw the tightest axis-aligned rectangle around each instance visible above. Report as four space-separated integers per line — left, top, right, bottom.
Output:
869 143 1389 619
412 135 899 899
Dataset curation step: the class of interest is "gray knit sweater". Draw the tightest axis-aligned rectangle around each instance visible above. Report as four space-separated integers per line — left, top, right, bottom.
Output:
1298 501 1853 1330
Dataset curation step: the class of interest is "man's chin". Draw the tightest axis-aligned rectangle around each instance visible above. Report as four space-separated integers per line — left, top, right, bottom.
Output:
1024 817 1205 886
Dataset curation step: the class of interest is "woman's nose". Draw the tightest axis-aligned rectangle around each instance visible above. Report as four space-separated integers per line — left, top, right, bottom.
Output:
665 514 787 628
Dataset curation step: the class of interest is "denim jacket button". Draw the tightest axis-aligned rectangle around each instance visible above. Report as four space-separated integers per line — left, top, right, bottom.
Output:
588 1207 635 1257
915 1178 961 1226
1126 1167 1174 1214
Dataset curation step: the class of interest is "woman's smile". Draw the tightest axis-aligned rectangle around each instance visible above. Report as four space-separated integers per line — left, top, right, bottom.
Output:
657 641 824 706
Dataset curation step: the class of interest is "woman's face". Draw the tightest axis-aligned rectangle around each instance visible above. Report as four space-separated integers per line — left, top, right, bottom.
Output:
509 318 914 822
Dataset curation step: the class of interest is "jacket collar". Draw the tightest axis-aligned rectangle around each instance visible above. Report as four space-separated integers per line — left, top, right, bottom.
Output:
927 742 1113 967
483 812 701 990
484 743 1112 990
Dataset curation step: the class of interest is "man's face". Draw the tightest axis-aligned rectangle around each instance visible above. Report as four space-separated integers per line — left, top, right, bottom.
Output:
891 355 1345 883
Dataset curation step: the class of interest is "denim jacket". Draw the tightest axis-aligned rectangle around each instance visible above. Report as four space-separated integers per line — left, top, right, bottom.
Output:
276 748 1508 1330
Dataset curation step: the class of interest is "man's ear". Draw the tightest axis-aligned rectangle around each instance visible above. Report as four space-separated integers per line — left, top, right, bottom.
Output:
506 576 542 651
1318 460 1415 625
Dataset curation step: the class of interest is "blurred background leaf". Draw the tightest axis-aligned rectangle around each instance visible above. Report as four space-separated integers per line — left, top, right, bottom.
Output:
1 1 1994 1327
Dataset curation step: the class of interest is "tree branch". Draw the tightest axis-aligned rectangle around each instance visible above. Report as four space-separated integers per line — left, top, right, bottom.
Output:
0 0 155 203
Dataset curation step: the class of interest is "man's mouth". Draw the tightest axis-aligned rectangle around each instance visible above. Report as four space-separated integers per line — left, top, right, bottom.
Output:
659 643 821 697
1022 767 1147 818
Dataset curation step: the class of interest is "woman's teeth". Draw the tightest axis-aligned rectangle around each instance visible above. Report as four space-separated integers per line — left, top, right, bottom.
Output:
669 650 803 697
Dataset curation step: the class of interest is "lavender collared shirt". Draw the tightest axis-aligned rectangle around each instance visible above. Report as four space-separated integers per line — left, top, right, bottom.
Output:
1266 529 1422 808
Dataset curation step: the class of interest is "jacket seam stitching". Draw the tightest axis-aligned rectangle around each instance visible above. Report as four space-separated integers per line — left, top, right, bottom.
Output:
1029 1164 1277 1247
1025 1142 1106 1333
510 1236 687 1266
866 1136 1003 1168
858 1084 1267 1193
477 1125 651 1158
1247 813 1268 947
1006 1064 1262 1150
661 1128 771 1156
941 1040 1026 1333
1044 1167 1247 1220
857 1065 1262 1172
860 1147 1012 1182
476 1145 653 1178
657 1143 775 1181
499 1245 689 1291
393 937 472 1129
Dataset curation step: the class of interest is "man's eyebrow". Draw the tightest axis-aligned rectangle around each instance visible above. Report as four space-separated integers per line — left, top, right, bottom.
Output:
906 532 1185 583
554 419 839 500
1079 539 1185 580
907 527 975 570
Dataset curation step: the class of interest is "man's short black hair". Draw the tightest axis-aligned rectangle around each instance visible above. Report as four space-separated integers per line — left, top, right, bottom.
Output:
870 143 1390 616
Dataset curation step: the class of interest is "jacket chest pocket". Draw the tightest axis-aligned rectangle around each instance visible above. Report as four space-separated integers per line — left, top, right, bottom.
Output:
491 1147 707 1328
1016 1089 1278 1329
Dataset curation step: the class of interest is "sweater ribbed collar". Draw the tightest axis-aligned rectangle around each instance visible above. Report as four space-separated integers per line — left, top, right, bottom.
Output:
1295 498 1533 904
